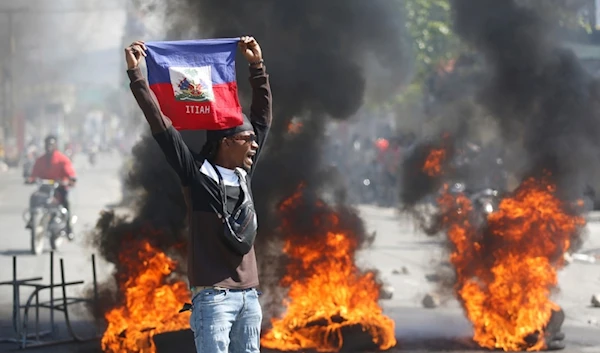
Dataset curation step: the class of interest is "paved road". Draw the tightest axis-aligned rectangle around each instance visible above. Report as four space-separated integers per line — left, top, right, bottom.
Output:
0 155 599 352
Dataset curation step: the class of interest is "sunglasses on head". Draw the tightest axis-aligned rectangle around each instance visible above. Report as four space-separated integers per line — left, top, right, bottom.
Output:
229 134 257 142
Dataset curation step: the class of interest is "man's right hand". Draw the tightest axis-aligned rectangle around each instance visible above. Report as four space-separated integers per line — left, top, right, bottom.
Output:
125 41 147 70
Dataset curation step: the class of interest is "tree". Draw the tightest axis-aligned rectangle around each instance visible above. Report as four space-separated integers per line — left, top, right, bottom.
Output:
387 0 459 133
403 0 460 80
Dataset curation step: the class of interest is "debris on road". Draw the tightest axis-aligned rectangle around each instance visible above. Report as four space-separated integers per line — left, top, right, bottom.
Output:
591 294 600 308
379 284 394 300
392 266 409 275
425 273 441 282
422 293 439 308
425 264 455 284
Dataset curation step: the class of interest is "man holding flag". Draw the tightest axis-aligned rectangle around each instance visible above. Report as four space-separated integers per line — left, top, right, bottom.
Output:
125 36 272 353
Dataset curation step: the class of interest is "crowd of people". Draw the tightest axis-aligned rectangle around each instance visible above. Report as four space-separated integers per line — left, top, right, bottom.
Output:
324 121 417 208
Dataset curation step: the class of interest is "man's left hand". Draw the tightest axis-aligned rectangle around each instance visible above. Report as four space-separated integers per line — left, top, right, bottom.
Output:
239 36 263 67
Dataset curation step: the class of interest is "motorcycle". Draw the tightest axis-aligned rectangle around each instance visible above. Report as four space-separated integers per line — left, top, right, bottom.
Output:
471 188 500 215
83 143 98 166
470 187 500 227
446 182 501 228
88 149 97 166
23 179 77 255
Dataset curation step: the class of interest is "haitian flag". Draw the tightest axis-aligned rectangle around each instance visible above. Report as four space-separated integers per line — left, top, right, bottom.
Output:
145 38 243 131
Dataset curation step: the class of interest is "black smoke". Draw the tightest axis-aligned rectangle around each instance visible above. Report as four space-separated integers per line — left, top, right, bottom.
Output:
88 0 410 326
401 0 600 205
452 0 600 198
401 0 598 242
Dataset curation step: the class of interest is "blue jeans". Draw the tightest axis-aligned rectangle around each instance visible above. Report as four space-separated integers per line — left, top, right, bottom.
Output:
189 288 262 353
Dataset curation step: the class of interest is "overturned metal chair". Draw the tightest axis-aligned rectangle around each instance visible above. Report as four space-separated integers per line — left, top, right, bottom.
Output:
0 251 101 349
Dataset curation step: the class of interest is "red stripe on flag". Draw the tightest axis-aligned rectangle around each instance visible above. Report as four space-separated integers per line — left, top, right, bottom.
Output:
149 82 243 131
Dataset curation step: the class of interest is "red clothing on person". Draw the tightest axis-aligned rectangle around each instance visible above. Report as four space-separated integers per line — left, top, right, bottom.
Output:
30 151 76 183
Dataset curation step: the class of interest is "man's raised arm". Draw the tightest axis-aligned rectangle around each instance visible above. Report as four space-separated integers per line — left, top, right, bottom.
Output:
125 41 171 134
123 40 198 186
248 64 272 130
239 36 271 172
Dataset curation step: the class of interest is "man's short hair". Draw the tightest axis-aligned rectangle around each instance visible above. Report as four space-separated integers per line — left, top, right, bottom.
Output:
45 135 57 144
200 140 220 161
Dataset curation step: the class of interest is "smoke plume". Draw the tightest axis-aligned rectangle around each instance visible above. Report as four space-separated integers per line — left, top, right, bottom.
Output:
402 0 600 206
452 0 600 197
89 0 410 323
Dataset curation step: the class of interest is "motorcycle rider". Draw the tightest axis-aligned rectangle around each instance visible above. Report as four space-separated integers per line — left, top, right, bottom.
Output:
27 135 77 240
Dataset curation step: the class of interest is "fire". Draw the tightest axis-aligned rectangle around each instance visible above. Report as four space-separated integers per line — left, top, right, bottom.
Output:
423 148 446 176
287 120 303 134
261 186 396 352
101 239 190 353
436 177 585 351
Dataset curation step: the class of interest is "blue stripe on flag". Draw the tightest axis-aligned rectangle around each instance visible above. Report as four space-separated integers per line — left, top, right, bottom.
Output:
145 38 240 86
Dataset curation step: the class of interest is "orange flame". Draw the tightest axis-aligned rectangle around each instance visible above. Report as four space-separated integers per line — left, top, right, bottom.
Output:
101 239 190 353
423 148 446 177
261 185 396 352
288 120 303 134
437 178 585 351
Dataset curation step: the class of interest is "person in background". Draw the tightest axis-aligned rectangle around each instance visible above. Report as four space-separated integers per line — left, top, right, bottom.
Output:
27 135 77 240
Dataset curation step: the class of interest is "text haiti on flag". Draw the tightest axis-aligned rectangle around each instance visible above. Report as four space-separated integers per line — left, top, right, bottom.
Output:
145 38 244 131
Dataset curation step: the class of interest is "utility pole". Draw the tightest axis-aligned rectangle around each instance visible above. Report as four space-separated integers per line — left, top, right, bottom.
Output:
1 9 15 146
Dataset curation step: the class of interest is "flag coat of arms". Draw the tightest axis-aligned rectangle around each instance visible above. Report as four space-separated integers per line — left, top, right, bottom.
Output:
145 38 243 131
